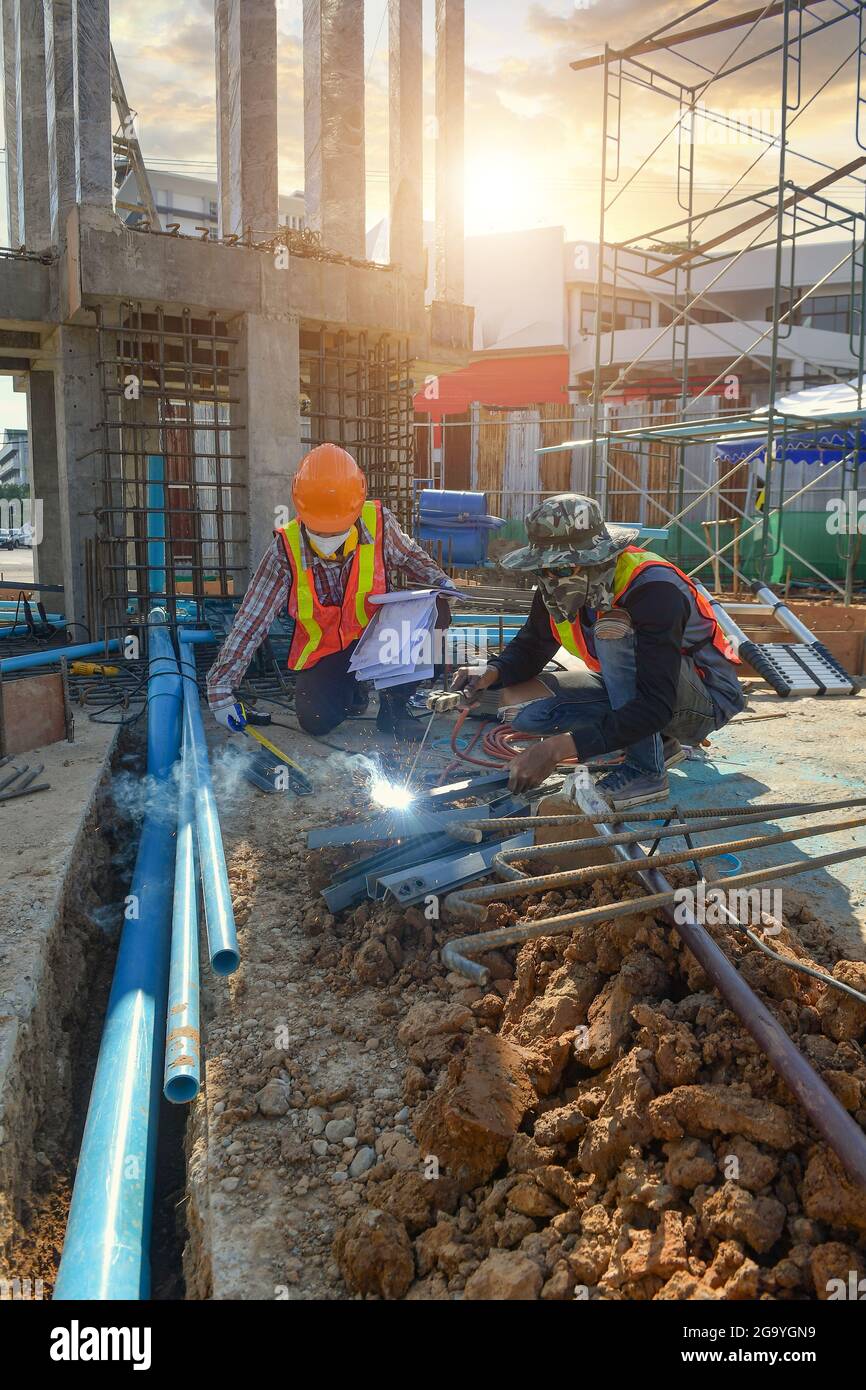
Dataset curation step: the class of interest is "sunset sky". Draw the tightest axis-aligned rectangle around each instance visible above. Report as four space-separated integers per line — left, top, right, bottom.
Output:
2 0 865 428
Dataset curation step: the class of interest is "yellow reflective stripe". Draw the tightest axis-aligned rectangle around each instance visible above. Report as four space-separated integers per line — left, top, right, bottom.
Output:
285 523 322 670
613 548 666 599
354 500 378 629
552 616 577 655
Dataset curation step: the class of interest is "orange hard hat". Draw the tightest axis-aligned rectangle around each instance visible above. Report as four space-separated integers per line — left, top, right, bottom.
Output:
291 444 367 533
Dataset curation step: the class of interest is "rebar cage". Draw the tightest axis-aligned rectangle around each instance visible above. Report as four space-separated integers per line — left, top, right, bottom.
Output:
299 325 415 530
91 302 248 642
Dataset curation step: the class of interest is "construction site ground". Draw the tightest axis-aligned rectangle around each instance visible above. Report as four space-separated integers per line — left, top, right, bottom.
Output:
185 687 866 1300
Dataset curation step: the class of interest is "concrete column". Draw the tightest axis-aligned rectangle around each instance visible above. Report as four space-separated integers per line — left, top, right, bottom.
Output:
233 313 302 578
71 0 112 209
434 0 464 302
44 0 76 248
1 0 19 245
303 0 366 259
214 0 231 238
26 368 64 593
220 0 278 240
14 0 52 250
49 324 102 629
388 0 424 277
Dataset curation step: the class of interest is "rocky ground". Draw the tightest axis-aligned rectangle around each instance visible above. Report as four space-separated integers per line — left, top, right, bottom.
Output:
185 726 866 1302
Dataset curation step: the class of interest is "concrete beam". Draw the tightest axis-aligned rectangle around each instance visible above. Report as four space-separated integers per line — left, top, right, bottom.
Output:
26 368 64 591
47 322 101 629
232 312 302 579
69 209 429 343
220 0 278 240
15 0 52 250
434 0 464 303
214 0 231 239
388 0 424 278
1 0 19 245
44 0 76 249
71 0 112 209
303 0 366 260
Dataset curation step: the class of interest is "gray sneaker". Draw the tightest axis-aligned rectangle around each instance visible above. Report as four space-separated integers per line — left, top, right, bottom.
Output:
596 764 669 810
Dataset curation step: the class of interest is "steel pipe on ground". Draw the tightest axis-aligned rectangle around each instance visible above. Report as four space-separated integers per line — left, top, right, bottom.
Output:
163 731 201 1103
54 617 181 1300
178 632 239 975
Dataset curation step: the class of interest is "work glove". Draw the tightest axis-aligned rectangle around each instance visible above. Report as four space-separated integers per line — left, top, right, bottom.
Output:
450 664 499 706
211 700 248 733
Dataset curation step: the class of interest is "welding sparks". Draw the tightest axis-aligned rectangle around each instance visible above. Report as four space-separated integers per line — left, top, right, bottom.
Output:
370 775 415 811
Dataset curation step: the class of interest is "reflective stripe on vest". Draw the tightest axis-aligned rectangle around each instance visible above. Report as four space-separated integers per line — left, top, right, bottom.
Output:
549 547 740 671
280 499 384 671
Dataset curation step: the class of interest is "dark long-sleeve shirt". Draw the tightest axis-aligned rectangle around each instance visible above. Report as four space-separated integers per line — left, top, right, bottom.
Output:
490 583 691 760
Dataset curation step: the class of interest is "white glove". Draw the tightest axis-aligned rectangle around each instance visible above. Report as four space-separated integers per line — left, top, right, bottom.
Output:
211 700 247 733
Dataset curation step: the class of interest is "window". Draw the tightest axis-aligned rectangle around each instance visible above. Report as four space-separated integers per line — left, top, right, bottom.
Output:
658 301 732 326
581 293 651 334
768 291 860 335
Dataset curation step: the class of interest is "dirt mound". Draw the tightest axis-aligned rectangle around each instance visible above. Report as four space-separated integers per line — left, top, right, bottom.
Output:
332 876 866 1300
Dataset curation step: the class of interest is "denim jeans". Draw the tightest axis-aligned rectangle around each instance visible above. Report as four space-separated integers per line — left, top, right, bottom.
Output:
510 631 718 775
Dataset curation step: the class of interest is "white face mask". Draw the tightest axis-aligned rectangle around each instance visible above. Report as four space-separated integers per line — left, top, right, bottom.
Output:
305 527 352 556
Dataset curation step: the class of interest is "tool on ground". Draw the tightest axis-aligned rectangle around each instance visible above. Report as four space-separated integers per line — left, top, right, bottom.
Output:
699 580 861 697
237 706 314 794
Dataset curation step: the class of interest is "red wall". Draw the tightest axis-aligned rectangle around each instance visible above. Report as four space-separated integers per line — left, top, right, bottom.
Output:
414 352 570 423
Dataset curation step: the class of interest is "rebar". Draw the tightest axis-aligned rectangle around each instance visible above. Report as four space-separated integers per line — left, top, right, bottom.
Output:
445 811 866 921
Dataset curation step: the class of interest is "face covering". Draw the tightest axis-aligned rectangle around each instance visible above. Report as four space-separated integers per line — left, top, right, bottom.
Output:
539 562 616 623
306 527 352 556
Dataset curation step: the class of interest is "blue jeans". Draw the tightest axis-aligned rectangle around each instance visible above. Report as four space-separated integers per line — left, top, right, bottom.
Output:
510 633 717 776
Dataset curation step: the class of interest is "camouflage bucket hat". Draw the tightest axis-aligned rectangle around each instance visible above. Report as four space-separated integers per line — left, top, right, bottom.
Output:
500 493 639 572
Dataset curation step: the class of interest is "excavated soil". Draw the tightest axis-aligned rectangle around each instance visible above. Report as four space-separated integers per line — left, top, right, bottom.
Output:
191 746 866 1301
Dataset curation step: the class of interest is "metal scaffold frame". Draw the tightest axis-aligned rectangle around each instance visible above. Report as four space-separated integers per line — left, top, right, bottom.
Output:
91 302 248 645
571 0 866 603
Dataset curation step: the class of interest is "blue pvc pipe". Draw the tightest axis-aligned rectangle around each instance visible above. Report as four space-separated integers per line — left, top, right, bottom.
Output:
147 455 167 600
163 731 201 1103
0 639 120 674
54 619 181 1301
179 632 239 975
0 616 65 638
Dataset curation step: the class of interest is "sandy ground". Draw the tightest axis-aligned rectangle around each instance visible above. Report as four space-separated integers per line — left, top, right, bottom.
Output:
183 687 866 1300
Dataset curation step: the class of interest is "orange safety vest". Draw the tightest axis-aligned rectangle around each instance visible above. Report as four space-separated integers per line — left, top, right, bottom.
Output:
278 500 387 670
549 546 740 673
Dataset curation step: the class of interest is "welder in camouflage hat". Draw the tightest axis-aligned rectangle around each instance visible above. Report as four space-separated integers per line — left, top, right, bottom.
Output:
451 494 744 809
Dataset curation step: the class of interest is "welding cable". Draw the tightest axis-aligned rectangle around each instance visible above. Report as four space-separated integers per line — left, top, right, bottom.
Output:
438 706 579 781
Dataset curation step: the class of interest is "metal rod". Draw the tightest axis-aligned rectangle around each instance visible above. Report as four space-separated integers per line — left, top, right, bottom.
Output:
446 812 866 920
447 795 866 844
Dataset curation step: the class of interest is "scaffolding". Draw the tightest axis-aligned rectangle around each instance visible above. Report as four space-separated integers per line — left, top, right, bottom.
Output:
569 0 866 603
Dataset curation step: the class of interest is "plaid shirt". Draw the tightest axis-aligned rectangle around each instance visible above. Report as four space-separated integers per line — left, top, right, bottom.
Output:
207 506 455 709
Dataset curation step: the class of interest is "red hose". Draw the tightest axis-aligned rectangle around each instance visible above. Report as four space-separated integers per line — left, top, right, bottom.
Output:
437 707 578 784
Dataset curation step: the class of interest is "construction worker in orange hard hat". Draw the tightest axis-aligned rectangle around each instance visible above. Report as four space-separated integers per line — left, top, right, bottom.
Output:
207 443 457 743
